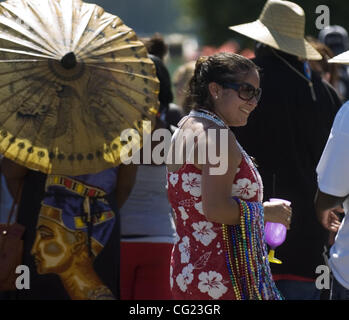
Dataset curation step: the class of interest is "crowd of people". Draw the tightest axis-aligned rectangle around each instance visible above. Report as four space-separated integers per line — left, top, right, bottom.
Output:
1 0 349 300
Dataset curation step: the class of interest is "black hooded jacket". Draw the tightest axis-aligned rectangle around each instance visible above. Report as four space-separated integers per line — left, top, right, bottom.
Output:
233 44 342 279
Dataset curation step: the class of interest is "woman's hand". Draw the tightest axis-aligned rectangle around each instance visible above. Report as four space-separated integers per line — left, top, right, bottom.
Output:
263 201 292 229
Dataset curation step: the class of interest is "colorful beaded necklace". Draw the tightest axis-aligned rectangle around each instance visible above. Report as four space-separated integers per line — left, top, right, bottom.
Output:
222 199 282 300
190 108 282 300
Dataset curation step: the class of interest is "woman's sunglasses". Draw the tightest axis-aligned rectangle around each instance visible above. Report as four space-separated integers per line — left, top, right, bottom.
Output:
220 82 262 102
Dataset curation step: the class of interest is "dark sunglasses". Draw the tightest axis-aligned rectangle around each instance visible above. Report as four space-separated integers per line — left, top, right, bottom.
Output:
220 82 262 102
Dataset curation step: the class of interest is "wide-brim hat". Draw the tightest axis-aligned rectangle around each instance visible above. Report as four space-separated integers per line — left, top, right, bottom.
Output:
229 0 322 60
328 50 349 65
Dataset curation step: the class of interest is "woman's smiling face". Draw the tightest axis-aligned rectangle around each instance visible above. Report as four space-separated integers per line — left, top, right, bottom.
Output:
212 68 260 127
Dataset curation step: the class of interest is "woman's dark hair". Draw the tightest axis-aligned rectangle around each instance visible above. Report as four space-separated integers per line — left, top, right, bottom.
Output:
142 33 168 61
186 52 259 111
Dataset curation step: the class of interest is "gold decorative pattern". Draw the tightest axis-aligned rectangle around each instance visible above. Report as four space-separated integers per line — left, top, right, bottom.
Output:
0 0 159 175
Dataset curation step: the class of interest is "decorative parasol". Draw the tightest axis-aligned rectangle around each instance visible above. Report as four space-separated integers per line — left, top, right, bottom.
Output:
0 0 159 175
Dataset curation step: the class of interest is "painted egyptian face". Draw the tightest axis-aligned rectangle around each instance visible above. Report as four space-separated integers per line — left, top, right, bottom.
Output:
31 217 78 274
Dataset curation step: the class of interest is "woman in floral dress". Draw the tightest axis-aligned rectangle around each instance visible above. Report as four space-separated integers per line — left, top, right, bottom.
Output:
166 53 292 300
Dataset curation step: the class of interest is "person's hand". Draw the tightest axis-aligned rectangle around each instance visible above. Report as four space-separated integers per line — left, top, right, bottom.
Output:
263 201 292 229
317 207 341 232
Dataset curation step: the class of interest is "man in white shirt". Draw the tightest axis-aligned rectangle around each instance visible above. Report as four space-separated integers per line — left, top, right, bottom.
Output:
315 99 349 299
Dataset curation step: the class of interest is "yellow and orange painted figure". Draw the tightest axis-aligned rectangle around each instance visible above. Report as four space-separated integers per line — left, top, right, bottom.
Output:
31 205 115 300
31 170 119 300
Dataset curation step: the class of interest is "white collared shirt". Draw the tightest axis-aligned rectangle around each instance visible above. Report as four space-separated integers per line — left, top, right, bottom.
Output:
317 100 349 289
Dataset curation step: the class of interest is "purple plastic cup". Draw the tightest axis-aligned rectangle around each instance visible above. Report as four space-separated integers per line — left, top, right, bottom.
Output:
264 198 291 249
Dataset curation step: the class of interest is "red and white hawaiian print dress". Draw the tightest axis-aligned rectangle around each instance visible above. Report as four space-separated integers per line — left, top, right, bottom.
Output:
167 151 264 300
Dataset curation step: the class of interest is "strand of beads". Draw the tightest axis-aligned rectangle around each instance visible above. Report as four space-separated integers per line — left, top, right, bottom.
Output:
231 223 247 299
243 200 262 299
249 201 275 299
195 108 230 129
253 201 283 300
248 200 283 300
223 198 283 300
240 199 262 299
222 198 259 299
239 200 253 298
222 224 242 299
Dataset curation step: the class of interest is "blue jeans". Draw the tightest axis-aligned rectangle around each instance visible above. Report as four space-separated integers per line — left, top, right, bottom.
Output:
330 276 349 300
275 280 321 300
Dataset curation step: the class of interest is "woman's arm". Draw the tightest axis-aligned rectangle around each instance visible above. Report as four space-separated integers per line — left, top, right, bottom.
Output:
200 128 292 227
201 129 242 225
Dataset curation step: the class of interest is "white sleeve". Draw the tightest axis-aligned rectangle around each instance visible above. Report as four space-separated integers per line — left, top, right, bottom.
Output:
317 102 349 197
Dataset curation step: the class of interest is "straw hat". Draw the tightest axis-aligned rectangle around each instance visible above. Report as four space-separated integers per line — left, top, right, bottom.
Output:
229 0 322 60
328 50 349 65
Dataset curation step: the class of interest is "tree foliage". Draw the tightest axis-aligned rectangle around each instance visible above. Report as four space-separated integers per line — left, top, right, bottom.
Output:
180 0 349 48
